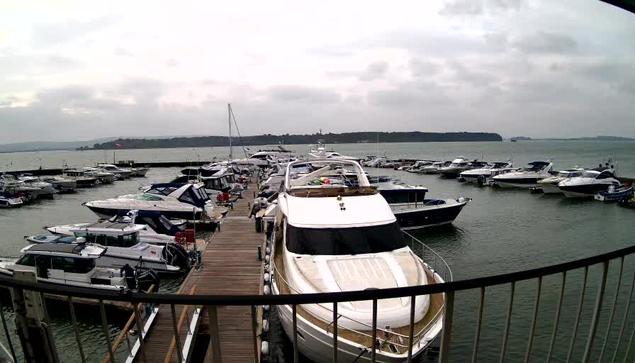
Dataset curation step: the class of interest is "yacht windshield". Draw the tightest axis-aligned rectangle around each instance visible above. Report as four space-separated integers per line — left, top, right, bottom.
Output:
285 222 407 255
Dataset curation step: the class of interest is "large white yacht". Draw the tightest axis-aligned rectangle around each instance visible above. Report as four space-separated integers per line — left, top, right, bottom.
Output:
272 159 448 363
309 142 359 161
491 161 553 188
459 161 514 184
84 183 220 222
558 169 621 198
537 168 584 194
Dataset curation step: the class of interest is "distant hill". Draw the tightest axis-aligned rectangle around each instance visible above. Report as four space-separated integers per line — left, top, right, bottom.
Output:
0 138 119 153
86 131 503 150
537 136 635 141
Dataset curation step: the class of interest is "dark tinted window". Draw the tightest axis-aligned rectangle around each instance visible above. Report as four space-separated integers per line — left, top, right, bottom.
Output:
17 254 35 266
286 222 406 255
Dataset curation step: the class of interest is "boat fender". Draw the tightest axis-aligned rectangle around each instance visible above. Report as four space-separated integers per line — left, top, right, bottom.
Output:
261 341 269 355
458 197 466 203
264 274 270 283
262 319 269 332
264 285 271 295
265 255 270 263
265 246 271 254
263 304 270 311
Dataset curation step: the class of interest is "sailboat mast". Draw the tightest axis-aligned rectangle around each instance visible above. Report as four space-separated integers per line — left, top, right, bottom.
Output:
228 103 233 161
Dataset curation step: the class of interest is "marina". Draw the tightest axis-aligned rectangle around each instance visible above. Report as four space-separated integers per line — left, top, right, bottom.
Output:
0 140 634 362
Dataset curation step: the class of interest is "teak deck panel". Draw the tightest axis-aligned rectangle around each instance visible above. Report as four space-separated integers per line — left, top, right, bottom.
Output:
138 180 263 363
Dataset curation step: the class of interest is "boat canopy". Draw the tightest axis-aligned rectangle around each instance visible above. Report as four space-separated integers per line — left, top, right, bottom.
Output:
23 243 106 258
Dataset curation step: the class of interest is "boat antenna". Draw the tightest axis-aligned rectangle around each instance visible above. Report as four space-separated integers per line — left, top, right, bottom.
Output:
228 103 233 161
228 104 250 159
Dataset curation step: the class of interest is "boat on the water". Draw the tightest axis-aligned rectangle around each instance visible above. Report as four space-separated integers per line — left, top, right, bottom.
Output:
26 224 191 274
419 161 450 174
309 142 359 161
491 161 553 188
558 169 621 198
97 163 133 179
0 192 23 208
38 176 77 193
84 182 222 222
46 210 185 244
459 161 514 184
379 185 470 229
18 175 56 198
537 168 584 194
0 243 159 291
595 185 633 202
0 175 42 202
82 167 116 184
63 169 98 187
438 157 472 178
271 159 448 362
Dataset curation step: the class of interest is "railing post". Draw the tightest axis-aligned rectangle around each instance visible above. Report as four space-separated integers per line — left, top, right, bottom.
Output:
439 291 455 363
333 302 338 363
546 272 566 363
0 295 18 363
67 297 86 363
407 295 416 363
567 266 589 363
499 282 516 363
612 272 635 363
207 305 223 363
170 304 184 363
133 303 148 363
524 277 542 363
292 304 299 363
582 261 609 363
99 300 116 363
599 257 624 362
251 306 259 363
371 299 378 363
471 287 485 363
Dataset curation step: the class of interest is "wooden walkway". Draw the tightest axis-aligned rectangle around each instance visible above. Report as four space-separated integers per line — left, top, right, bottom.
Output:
138 181 264 363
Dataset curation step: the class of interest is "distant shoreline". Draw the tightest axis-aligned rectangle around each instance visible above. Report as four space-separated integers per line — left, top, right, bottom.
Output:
83 131 503 150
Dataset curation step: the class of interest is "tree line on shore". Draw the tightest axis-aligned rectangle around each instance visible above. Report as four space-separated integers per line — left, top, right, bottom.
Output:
83 131 503 150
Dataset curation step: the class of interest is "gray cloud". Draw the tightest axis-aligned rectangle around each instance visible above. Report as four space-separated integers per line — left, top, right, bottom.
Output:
359 61 389 81
409 58 442 78
513 32 578 54
267 86 341 104
31 15 120 46
439 0 523 16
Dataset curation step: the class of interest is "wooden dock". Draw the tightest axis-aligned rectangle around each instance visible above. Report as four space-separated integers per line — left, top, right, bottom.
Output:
138 181 264 363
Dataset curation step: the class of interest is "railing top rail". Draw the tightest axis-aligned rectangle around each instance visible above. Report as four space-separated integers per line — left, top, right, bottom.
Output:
2 243 634 306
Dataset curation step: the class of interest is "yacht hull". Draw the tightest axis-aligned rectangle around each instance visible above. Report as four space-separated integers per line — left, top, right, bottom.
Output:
86 205 205 221
493 178 543 188
559 184 611 198
538 182 562 194
275 294 440 363
391 200 468 230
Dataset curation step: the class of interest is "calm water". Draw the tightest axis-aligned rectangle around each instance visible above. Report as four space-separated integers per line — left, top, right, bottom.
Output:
1 140 634 362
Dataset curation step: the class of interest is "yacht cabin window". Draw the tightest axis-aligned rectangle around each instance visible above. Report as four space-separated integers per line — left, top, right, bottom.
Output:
285 222 407 255
77 233 138 247
17 254 36 266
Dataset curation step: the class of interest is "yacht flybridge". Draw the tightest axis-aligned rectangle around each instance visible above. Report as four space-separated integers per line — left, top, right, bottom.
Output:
309 142 359 161
271 159 448 363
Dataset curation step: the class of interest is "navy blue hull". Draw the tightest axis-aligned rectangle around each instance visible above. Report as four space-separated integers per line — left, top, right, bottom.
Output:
393 202 467 230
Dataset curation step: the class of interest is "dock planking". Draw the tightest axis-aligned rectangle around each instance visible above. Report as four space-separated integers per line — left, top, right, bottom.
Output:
138 180 264 363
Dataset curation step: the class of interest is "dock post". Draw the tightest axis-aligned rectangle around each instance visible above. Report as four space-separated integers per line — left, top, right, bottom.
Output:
12 271 58 363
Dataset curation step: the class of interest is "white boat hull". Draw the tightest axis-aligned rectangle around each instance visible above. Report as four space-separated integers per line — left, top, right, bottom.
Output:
538 182 562 194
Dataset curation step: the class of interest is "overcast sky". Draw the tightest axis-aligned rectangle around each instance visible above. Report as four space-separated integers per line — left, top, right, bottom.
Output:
0 0 634 143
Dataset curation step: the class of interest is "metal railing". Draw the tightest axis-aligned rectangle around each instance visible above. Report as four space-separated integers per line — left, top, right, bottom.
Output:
0 243 633 362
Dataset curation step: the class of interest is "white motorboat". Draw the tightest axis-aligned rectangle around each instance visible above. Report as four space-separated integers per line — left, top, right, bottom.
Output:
558 169 621 198
537 168 584 194
404 160 436 173
0 192 23 208
362 156 387 168
0 243 159 292
131 166 150 177
420 161 451 174
46 210 185 245
271 159 448 363
309 142 359 161
0 174 42 202
18 175 56 198
63 169 98 187
459 162 514 184
491 161 553 188
84 182 222 222
39 176 77 193
82 167 116 184
97 163 133 179
26 224 190 274
438 157 477 178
